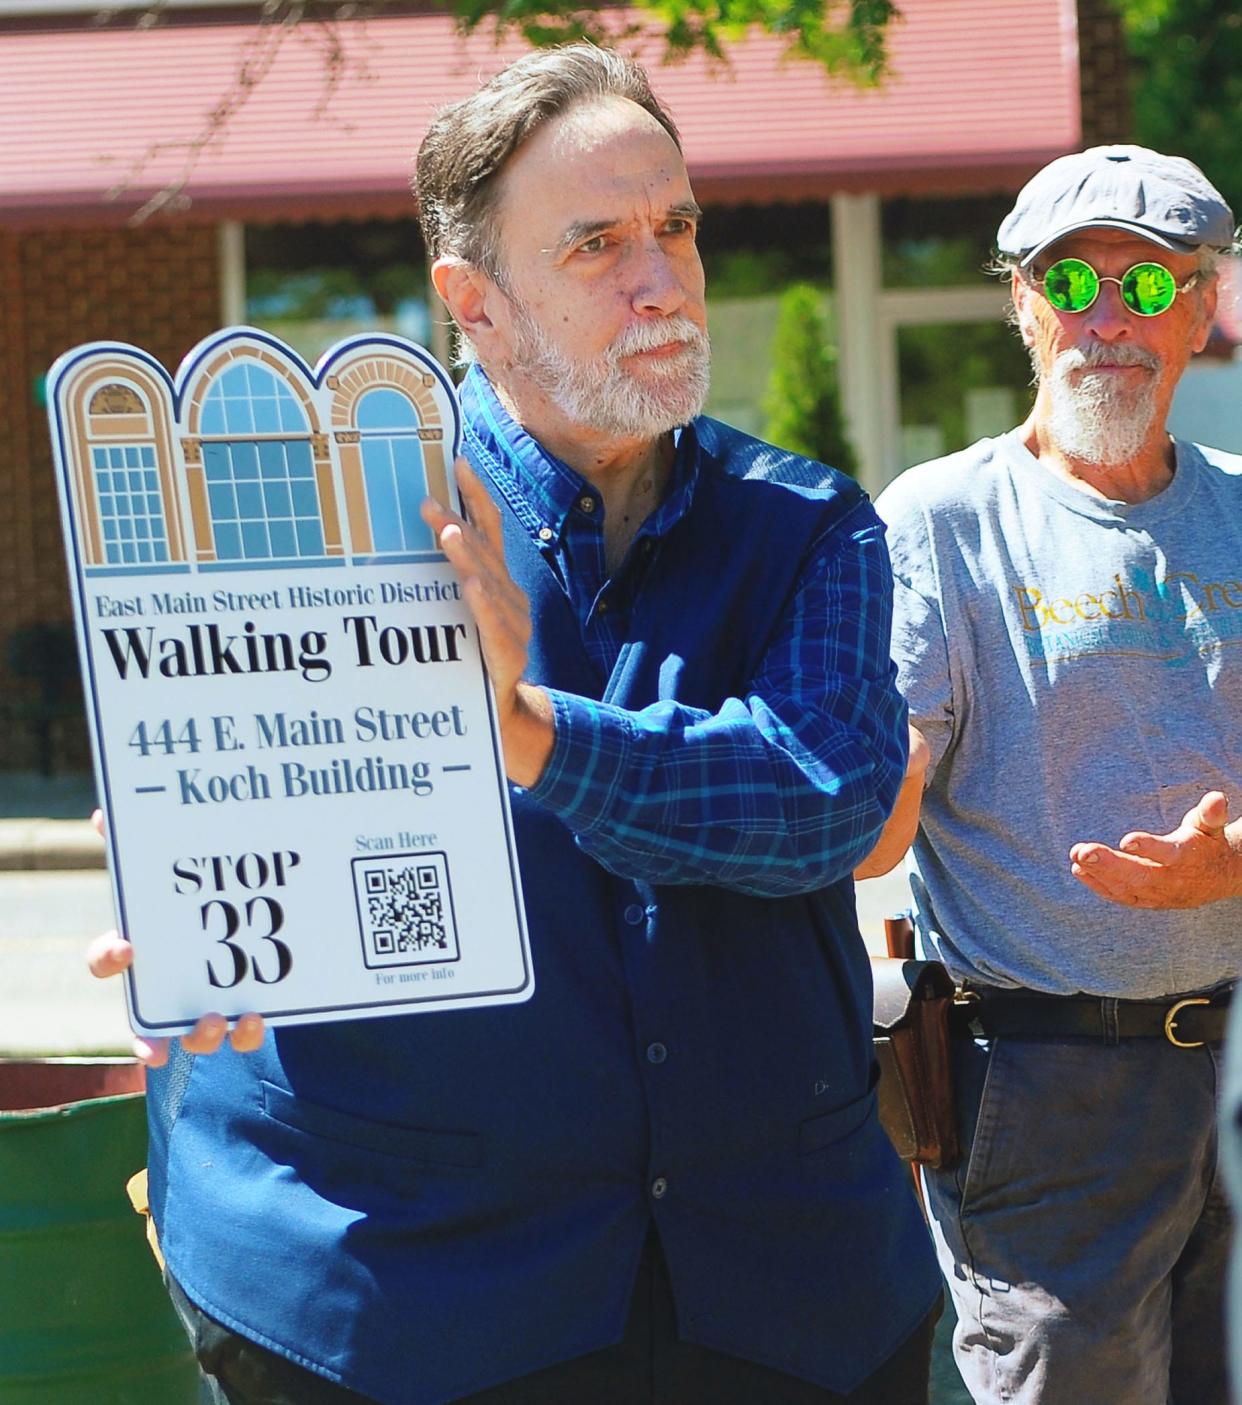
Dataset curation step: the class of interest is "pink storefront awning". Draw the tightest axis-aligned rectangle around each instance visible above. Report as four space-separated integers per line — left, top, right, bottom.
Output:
1 0 1081 224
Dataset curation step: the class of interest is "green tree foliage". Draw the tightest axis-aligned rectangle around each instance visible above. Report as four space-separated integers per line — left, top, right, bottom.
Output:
1111 0 1242 217
453 0 899 79
762 282 858 475
121 0 899 82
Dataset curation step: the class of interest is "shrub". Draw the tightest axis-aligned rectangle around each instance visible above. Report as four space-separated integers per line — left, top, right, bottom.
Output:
762 282 858 477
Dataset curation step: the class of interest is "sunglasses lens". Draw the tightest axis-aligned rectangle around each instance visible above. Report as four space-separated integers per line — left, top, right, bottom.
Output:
1122 263 1177 315
1043 259 1098 312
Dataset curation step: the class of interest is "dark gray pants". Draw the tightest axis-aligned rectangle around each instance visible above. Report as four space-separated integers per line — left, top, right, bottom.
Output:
924 1035 1230 1405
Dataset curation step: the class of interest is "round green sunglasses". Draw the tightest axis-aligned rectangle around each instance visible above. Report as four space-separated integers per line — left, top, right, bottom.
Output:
1035 257 1201 317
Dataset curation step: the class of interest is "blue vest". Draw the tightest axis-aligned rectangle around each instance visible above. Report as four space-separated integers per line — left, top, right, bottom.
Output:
149 417 939 1403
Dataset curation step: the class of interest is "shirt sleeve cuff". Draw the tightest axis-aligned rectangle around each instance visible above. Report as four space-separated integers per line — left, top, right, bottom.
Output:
524 688 632 833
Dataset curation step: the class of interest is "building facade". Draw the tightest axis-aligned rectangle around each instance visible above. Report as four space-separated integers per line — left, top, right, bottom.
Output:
2 0 1126 770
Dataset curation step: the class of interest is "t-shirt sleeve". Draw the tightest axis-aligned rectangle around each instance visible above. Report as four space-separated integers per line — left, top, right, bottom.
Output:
876 478 956 781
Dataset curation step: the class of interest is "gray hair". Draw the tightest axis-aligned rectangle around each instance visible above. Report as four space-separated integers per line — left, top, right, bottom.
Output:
414 43 681 284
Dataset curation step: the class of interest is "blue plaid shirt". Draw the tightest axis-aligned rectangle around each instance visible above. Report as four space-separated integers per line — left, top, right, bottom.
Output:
460 367 907 898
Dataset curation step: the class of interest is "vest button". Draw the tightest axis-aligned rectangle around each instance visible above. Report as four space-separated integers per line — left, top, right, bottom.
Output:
651 1177 668 1199
646 1042 667 1065
537 526 554 542
577 494 596 514
624 904 645 926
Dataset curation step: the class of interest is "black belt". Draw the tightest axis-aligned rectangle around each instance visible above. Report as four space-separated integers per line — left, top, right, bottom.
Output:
956 987 1233 1047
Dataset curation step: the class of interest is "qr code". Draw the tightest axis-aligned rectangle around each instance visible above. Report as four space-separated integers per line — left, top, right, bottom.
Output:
352 852 460 970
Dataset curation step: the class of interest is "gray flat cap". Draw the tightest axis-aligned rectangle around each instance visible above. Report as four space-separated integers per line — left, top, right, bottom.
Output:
998 144 1235 266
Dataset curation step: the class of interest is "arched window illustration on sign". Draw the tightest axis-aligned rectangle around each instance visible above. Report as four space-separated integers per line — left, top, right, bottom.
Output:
357 387 435 553
87 383 170 566
199 361 325 562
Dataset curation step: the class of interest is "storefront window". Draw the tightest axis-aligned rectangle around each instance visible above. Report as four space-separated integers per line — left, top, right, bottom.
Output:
700 202 834 436
882 195 1013 288
245 221 430 366
896 321 1033 469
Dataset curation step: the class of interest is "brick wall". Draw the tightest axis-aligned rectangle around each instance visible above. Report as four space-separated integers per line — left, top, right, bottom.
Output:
0 223 220 772
1077 0 1133 147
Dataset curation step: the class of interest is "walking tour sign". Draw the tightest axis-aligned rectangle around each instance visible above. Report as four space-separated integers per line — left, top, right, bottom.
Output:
47 328 533 1035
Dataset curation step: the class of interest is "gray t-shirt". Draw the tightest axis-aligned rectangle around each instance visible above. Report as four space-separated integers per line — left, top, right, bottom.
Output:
876 431 1242 998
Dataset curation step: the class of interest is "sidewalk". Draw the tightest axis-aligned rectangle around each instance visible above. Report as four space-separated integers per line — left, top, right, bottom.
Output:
0 771 102 870
0 771 120 1054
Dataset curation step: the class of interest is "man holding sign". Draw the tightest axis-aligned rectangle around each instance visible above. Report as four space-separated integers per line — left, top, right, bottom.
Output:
93 44 938 1405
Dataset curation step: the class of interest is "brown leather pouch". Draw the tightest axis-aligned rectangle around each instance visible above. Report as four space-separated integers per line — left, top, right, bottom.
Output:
871 921 960 1171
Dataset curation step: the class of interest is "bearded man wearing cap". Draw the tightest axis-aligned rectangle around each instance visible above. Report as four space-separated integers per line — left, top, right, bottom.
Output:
864 146 1242 1403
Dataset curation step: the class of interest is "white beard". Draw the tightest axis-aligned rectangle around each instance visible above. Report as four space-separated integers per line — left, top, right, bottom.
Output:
507 301 711 440
1038 342 1162 466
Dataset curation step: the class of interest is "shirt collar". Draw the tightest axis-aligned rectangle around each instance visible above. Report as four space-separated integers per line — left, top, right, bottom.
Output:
458 365 701 545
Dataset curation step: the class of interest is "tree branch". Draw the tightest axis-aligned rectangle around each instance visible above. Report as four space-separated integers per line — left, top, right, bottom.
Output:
96 0 898 222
